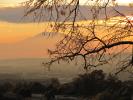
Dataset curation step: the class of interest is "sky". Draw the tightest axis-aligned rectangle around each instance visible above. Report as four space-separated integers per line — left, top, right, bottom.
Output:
0 0 25 7
0 22 48 43
0 0 132 41
117 0 133 4
0 0 133 7
0 0 133 59
0 0 132 43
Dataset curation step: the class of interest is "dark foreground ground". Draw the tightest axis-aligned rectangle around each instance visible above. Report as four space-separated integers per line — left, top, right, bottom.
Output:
0 70 133 100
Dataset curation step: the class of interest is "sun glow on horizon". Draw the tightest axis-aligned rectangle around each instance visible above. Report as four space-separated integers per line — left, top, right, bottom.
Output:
0 21 51 43
0 0 27 7
117 0 133 5
126 15 133 18
0 0 133 7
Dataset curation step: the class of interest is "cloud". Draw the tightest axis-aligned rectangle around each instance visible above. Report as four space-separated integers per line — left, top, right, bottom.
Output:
0 6 133 23
0 6 34 23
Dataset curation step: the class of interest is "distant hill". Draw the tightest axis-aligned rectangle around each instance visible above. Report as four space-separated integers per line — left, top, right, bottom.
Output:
24 32 58 40
0 6 133 23
0 32 61 59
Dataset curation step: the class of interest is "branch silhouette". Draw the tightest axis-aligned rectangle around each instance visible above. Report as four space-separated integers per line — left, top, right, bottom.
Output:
25 0 133 74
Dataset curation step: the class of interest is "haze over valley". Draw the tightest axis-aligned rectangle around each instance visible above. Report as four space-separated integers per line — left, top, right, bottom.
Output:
0 3 132 83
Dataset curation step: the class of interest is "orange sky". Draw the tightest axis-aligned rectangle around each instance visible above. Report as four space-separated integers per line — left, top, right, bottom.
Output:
0 0 132 44
0 0 132 59
0 22 51 43
0 0 133 7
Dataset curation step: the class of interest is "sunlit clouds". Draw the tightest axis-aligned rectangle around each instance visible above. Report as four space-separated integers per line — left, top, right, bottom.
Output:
0 0 27 7
0 0 133 7
116 0 133 5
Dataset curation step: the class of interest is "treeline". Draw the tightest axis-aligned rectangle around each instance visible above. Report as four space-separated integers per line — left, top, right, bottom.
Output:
0 70 133 100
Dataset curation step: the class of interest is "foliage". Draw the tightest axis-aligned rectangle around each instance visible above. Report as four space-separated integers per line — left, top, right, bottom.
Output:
58 70 133 99
0 71 132 99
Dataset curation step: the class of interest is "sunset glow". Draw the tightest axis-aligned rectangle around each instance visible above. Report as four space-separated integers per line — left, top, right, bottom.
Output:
0 22 50 43
0 0 26 7
0 0 132 59
126 16 133 21
0 0 132 94
117 0 133 5
0 0 133 7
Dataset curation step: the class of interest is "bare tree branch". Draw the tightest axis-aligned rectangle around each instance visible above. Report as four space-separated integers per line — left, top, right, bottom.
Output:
25 0 133 75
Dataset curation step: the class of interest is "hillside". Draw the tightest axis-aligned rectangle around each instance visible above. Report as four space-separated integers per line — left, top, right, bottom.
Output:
0 32 61 59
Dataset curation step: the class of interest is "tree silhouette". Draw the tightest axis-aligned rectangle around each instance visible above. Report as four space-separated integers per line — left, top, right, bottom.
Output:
25 0 133 74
